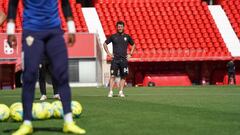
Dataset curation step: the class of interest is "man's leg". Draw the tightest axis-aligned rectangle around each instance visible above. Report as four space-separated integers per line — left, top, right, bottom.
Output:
46 60 60 98
45 29 85 134
39 65 46 95
12 31 44 135
118 77 126 97
119 77 126 92
118 60 129 97
108 60 118 97
52 77 60 99
52 77 58 94
45 31 71 116
228 72 231 84
233 72 236 85
108 76 115 97
22 34 44 121
39 63 47 100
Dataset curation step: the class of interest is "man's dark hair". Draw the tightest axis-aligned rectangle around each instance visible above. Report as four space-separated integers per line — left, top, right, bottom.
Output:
116 21 124 27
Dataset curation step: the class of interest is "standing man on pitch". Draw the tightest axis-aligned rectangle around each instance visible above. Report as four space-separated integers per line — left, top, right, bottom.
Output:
39 55 60 101
103 21 135 97
7 0 86 134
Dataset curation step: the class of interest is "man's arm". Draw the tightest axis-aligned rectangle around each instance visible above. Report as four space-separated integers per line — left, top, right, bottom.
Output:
103 36 114 58
103 42 113 58
7 0 19 48
62 0 75 46
127 35 135 59
127 44 135 59
7 0 19 20
129 44 136 56
0 11 6 25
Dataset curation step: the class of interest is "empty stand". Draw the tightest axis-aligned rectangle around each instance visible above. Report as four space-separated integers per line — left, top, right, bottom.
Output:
59 0 88 32
95 0 231 61
0 0 88 33
220 0 240 38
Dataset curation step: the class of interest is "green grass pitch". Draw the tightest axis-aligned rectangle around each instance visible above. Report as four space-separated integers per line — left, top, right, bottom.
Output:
1 86 240 135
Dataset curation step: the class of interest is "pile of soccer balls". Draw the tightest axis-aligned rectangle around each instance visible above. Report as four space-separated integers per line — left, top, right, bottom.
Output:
0 101 83 122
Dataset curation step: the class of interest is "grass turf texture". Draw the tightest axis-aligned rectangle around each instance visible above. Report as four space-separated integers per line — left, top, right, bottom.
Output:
0 86 240 135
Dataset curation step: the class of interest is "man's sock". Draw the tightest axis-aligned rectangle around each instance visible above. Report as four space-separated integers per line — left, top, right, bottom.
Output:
64 113 73 123
23 120 32 125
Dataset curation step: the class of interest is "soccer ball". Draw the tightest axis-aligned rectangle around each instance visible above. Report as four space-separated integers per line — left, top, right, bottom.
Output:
10 102 22 110
10 102 23 122
41 102 53 119
0 104 10 121
32 103 48 120
71 101 83 118
52 101 63 118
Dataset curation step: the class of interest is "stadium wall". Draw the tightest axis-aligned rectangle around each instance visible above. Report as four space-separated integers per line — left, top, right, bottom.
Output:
128 61 240 86
0 33 103 89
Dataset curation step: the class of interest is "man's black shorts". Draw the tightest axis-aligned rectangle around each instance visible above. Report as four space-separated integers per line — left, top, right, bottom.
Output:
110 59 128 78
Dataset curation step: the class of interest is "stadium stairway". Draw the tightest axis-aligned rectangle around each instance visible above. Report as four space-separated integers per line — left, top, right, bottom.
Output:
219 0 240 38
208 5 240 57
82 7 109 59
81 7 111 83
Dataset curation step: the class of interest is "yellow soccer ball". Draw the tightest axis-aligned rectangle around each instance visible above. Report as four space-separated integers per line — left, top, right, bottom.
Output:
10 102 22 110
41 102 53 119
32 103 48 120
71 101 83 118
10 103 23 122
52 101 63 118
0 104 10 121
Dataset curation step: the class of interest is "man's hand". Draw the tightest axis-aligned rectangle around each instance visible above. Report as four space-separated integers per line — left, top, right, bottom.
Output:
127 54 131 60
7 34 17 49
108 53 114 58
68 33 75 47
66 17 76 47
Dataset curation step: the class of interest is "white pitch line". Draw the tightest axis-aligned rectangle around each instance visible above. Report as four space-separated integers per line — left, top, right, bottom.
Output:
77 93 240 96
126 93 240 96
73 93 240 96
